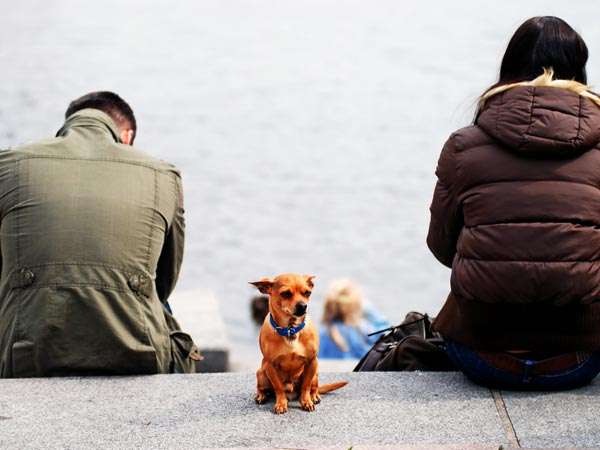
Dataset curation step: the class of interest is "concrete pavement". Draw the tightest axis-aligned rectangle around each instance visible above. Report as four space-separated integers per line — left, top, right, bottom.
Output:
3 372 599 449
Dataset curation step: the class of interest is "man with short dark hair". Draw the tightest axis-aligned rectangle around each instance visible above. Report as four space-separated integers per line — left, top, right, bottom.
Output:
0 92 199 377
65 91 138 144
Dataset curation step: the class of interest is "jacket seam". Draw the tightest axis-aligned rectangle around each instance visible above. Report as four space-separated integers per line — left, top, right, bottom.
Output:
520 133 583 145
145 169 158 272
12 159 24 345
165 173 177 230
452 142 494 154
173 172 182 226
453 141 463 204
520 88 536 149
11 262 142 276
140 171 158 370
460 178 600 192
528 104 581 118
458 255 600 263
19 282 130 292
465 221 600 229
10 155 174 173
495 92 502 138
575 95 583 144
14 159 20 269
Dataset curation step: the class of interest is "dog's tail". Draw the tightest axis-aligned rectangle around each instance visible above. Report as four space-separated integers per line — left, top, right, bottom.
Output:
318 381 348 394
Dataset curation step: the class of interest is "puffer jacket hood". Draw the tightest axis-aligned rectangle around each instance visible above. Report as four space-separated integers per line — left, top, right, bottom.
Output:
476 69 600 156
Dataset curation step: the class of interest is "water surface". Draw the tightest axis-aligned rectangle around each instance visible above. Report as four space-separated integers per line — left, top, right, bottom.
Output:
1 0 599 367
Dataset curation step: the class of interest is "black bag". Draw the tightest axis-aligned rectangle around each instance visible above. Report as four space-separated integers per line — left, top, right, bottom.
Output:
353 312 455 372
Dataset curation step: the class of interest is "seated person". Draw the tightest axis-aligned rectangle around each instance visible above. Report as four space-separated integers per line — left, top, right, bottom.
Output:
319 279 389 359
428 16 600 390
0 92 199 377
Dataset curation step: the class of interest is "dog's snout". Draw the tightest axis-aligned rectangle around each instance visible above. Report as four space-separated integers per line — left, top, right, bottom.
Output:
294 302 308 316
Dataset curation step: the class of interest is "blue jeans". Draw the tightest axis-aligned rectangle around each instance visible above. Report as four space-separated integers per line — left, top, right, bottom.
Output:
445 340 600 391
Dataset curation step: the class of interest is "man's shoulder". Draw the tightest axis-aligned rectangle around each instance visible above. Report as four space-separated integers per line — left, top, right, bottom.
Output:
0 136 62 163
117 143 181 178
1 137 181 179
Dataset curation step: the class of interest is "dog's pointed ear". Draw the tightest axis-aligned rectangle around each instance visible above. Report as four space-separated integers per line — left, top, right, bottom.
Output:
249 278 274 295
305 275 315 288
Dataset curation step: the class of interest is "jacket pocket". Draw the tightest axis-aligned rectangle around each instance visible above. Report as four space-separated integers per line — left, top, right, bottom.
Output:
11 341 36 378
169 331 202 373
41 286 159 375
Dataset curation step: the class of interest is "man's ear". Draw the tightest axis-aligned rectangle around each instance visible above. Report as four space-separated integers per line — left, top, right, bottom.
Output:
305 275 316 289
120 128 135 145
249 278 274 295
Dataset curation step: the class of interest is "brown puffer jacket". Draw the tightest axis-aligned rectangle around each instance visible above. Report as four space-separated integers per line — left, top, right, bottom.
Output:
428 70 600 352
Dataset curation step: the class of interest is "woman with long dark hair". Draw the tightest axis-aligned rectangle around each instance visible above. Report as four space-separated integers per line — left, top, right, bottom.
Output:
428 16 600 390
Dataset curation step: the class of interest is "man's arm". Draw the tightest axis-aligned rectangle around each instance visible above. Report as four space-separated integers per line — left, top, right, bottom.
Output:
155 173 185 303
426 133 463 268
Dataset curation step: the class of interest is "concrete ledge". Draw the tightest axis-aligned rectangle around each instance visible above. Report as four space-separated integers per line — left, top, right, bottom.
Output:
171 289 230 372
0 372 600 450
2 372 599 448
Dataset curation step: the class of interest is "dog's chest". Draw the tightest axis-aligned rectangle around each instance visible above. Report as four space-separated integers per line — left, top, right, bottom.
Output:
275 340 307 372
277 353 306 373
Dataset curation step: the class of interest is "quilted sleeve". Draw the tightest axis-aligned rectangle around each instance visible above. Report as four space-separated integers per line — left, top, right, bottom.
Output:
427 133 463 268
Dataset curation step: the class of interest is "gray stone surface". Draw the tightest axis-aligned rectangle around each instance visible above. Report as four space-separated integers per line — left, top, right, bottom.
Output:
0 372 506 449
503 383 600 449
199 446 502 450
172 289 230 372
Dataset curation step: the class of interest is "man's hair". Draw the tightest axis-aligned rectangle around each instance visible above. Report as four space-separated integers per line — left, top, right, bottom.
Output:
65 91 137 140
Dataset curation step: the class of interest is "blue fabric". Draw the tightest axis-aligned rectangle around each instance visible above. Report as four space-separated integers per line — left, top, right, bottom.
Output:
362 303 389 332
269 314 305 337
319 303 390 359
445 340 600 391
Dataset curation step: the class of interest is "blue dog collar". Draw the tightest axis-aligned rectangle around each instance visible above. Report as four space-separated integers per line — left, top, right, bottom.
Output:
269 314 306 337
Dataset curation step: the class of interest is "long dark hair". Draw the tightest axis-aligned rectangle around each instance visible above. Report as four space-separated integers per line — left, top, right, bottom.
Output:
489 16 588 90
475 16 589 121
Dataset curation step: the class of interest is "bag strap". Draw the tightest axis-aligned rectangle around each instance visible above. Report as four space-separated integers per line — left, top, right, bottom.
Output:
353 331 392 371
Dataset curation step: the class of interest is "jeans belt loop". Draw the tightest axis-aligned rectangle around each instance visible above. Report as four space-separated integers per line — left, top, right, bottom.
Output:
523 359 535 383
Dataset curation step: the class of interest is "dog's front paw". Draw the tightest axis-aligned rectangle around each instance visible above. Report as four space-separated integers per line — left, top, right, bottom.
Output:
311 392 321 404
255 392 267 404
273 400 288 414
300 396 315 412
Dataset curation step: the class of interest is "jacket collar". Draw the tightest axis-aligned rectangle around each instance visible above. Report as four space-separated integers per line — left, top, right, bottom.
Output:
480 68 600 107
56 108 122 143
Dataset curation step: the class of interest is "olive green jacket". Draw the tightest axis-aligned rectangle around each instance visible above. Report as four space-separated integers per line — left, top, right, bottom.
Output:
0 109 198 377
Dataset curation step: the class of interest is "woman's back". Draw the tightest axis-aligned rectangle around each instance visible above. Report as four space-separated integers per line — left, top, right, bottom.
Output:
429 71 600 353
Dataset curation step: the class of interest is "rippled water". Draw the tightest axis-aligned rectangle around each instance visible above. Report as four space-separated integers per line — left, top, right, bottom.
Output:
1 0 599 367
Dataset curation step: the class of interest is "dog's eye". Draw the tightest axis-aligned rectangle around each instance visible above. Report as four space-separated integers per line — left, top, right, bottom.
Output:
304 291 311 298
280 290 293 299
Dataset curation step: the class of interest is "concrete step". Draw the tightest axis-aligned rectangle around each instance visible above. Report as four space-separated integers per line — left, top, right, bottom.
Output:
171 289 230 372
2 372 599 449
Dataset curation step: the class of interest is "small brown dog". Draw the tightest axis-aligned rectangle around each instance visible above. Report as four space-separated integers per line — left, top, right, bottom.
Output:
250 273 347 414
